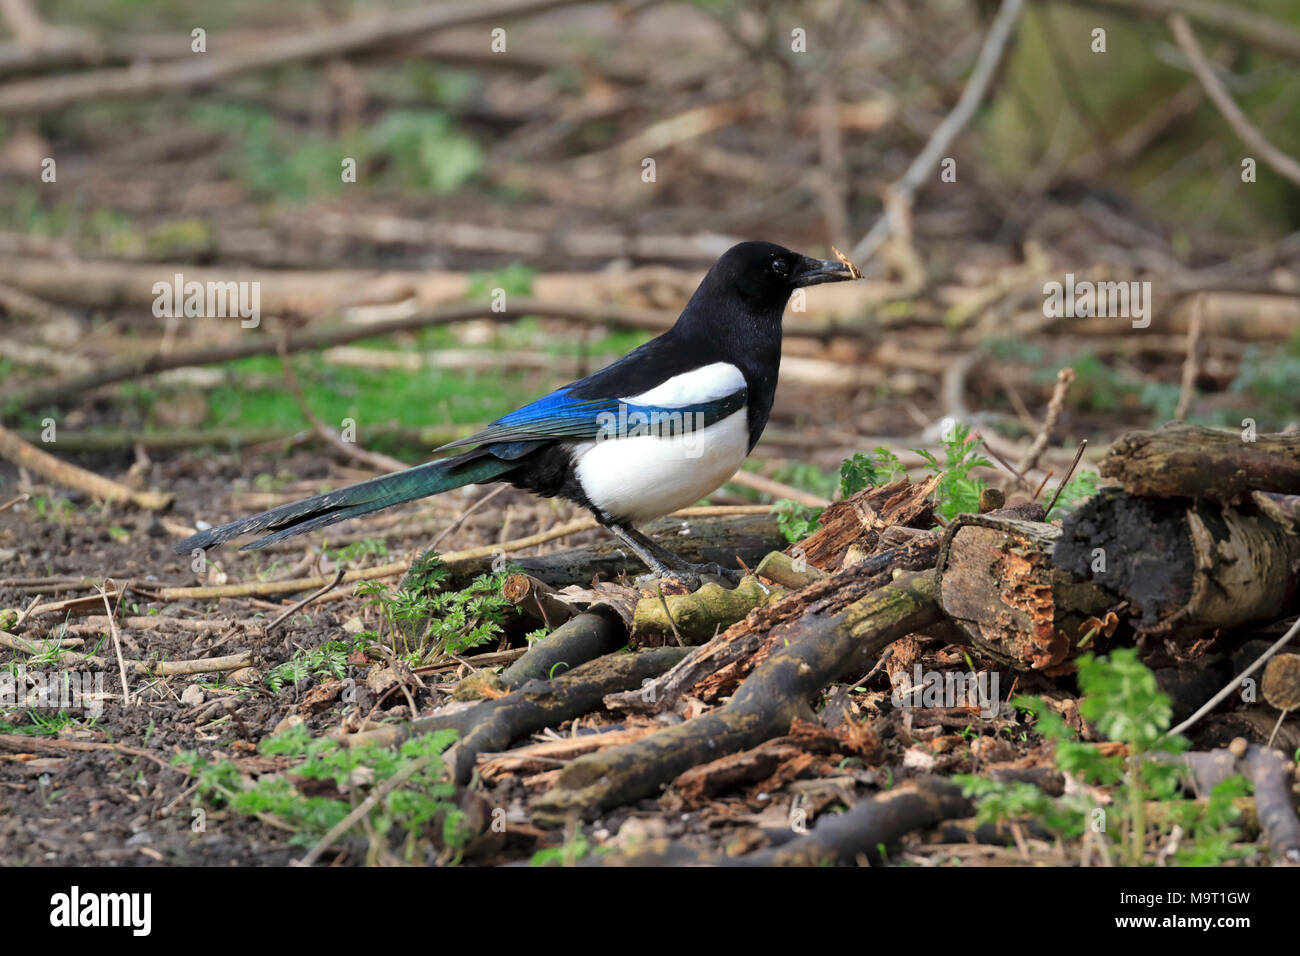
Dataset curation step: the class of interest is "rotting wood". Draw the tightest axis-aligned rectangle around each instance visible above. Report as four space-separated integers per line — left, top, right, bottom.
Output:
935 514 1113 670
1054 487 1300 633
793 474 939 571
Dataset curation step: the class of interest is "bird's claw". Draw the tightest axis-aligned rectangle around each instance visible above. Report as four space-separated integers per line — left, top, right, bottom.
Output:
661 562 744 591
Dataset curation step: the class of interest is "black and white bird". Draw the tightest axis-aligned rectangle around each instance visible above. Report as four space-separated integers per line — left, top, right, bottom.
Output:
174 242 860 586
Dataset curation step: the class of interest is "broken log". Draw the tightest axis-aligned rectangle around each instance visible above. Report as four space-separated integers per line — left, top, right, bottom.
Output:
935 514 1114 670
1100 423 1300 503
530 570 942 825
501 574 579 630
340 646 689 785
1054 487 1300 632
792 474 939 571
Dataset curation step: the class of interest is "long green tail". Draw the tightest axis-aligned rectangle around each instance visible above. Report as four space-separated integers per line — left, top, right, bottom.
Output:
173 452 515 553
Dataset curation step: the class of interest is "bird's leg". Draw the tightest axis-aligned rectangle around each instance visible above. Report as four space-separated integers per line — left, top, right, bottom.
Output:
604 522 743 588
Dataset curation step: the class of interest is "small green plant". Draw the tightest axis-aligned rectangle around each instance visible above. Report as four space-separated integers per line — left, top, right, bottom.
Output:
958 649 1254 866
916 423 991 522
531 831 593 867
266 640 353 692
774 498 823 543
354 553 520 663
175 725 467 862
839 446 906 497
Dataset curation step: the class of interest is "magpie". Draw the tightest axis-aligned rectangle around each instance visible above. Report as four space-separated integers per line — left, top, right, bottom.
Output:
173 242 860 587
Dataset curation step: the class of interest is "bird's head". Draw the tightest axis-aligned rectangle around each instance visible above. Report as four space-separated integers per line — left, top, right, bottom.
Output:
706 240 861 309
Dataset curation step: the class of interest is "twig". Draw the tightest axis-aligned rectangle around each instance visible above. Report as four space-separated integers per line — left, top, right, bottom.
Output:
1044 440 1088 517
1017 367 1076 474
850 0 1027 262
0 422 172 510
0 492 28 512
100 581 132 707
0 734 188 775
729 469 831 508
429 485 507 550
265 565 346 633
1168 13 1300 187
656 584 683 646
1173 297 1204 421
1168 615 1300 738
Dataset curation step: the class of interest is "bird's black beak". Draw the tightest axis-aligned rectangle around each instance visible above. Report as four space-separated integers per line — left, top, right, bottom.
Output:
792 254 860 288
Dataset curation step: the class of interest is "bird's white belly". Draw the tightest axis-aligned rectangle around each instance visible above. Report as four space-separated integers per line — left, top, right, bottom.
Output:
572 408 750 524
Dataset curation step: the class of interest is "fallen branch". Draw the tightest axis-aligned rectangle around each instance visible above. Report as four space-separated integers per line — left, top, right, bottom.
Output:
632 576 773 643
500 605 630 687
0 422 172 510
531 570 942 824
1173 741 1300 863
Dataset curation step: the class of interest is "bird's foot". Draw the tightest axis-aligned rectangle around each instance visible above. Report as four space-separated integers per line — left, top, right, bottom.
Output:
660 561 744 591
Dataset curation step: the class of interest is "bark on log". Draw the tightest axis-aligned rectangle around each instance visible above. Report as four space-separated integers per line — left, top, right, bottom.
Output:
936 514 1114 670
530 570 942 825
632 576 773 643
1100 423 1300 503
1054 487 1300 632
340 646 689 785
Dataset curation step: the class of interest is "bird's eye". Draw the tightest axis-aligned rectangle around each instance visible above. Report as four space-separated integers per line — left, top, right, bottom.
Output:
771 258 790 277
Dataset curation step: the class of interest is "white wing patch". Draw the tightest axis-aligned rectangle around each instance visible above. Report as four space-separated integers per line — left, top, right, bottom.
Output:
621 361 745 408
